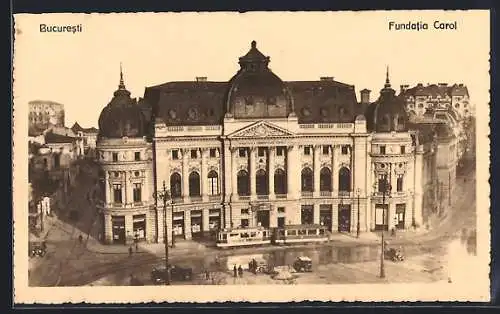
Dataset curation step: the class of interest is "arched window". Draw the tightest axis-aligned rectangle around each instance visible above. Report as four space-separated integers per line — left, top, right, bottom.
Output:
301 167 313 192
237 170 249 196
207 170 219 195
256 169 268 195
320 167 332 192
274 168 287 195
189 172 201 197
170 172 182 198
338 167 351 192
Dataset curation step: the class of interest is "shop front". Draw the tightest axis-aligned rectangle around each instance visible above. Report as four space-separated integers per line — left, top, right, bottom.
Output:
338 204 351 233
190 210 203 239
301 205 314 225
395 204 406 229
208 208 221 239
112 215 126 244
172 212 185 239
319 204 333 231
133 214 146 242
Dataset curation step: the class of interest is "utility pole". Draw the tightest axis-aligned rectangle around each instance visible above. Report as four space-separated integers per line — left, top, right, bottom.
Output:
161 180 171 285
356 188 361 238
380 179 391 279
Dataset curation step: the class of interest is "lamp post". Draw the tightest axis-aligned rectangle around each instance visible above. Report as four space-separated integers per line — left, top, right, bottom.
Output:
356 188 361 238
380 179 391 279
409 189 416 228
155 180 171 285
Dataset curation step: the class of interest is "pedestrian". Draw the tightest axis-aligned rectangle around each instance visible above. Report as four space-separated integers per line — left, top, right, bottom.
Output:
128 246 133 256
135 242 139 252
233 265 237 278
238 265 243 277
205 270 210 280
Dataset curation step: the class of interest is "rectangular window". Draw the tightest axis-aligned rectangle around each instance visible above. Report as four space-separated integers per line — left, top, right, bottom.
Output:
191 149 198 159
277 146 285 156
322 145 330 155
400 145 406 154
304 146 311 155
113 184 122 203
112 153 118 162
397 174 404 192
341 145 349 155
241 219 249 228
171 150 179 160
258 147 266 157
277 207 285 214
238 148 247 158
133 183 142 202
209 148 217 158
380 146 386 155
241 208 249 215
378 174 388 193
134 152 140 161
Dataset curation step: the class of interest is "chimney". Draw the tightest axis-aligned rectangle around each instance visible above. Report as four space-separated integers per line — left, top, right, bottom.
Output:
320 76 334 81
360 89 371 104
196 77 207 82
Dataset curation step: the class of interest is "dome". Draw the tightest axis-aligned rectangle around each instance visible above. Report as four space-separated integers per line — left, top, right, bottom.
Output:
226 41 294 119
365 68 408 132
98 66 147 139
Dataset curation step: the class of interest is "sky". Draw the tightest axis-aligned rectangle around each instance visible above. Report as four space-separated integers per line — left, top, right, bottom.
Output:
14 11 490 128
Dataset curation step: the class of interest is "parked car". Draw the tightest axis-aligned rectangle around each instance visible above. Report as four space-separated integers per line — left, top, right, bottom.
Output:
151 265 193 284
292 256 313 272
29 241 46 257
248 258 272 274
384 247 405 262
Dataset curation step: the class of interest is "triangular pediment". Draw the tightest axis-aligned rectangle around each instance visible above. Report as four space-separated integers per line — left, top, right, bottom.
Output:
229 121 294 138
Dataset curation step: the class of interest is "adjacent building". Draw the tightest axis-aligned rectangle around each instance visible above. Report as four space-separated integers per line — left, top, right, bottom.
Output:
28 100 65 133
96 41 456 245
71 122 99 157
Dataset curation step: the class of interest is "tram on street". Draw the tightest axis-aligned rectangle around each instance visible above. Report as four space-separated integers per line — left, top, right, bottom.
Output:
272 224 329 244
216 226 271 248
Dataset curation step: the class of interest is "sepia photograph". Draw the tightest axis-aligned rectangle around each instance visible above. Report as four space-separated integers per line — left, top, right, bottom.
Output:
12 10 490 303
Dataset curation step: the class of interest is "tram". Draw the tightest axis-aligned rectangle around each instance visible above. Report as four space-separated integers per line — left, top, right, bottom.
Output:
272 224 329 244
216 226 271 248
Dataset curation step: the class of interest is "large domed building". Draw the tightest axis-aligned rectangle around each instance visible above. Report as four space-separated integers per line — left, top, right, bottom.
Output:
95 42 456 245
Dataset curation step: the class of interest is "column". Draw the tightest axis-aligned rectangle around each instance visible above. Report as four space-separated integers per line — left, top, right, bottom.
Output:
287 145 299 199
202 208 210 233
231 148 238 200
249 147 256 198
269 205 277 228
313 204 320 224
121 172 126 205
104 171 110 206
184 210 192 240
182 149 189 201
201 148 208 201
125 214 133 244
387 202 395 231
104 214 113 244
127 171 134 205
223 141 232 202
331 146 336 192
313 145 321 197
332 145 339 194
390 163 397 195
268 146 275 199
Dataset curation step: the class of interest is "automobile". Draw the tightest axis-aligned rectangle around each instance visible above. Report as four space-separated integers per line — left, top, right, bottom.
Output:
292 256 313 272
384 247 405 262
29 241 46 257
151 265 193 284
248 258 271 274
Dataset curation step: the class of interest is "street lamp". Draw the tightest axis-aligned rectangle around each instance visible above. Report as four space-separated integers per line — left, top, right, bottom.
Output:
380 179 392 279
154 180 172 285
409 189 416 228
356 188 361 238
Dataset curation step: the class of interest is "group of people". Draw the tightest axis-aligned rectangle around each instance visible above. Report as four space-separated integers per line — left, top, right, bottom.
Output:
233 265 244 278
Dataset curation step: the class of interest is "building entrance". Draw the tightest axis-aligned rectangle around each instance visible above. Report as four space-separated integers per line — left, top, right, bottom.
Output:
172 212 185 239
257 210 270 228
319 205 333 231
190 210 203 239
132 214 146 241
301 205 314 225
111 216 125 244
396 204 406 229
277 216 285 228
338 204 351 233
